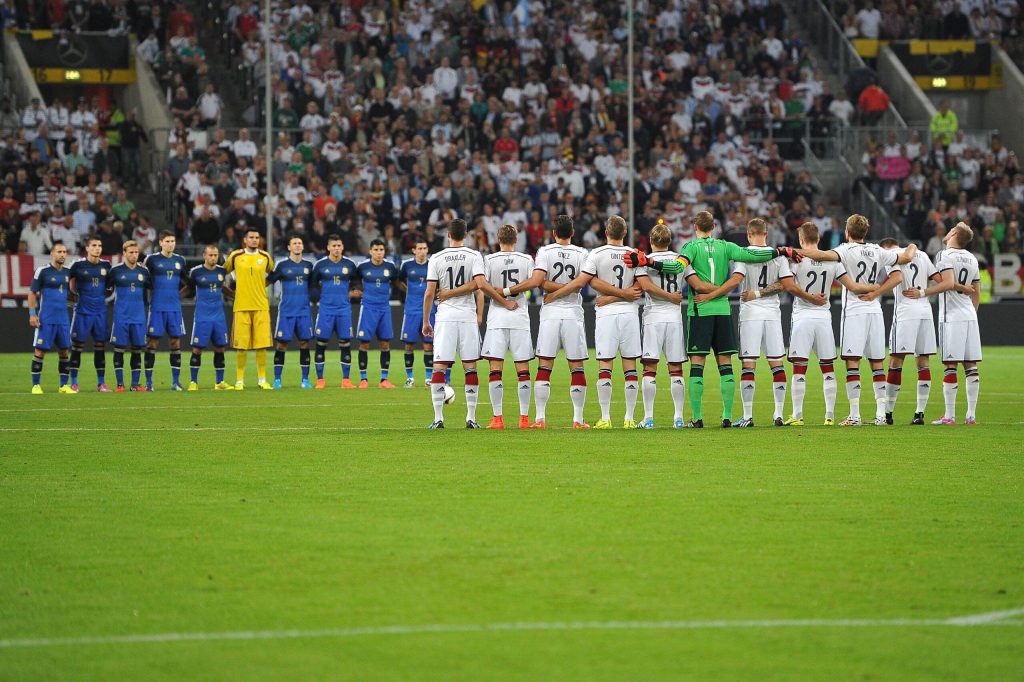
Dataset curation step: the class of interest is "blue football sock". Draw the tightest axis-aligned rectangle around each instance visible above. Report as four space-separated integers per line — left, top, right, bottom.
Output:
191 366 199 383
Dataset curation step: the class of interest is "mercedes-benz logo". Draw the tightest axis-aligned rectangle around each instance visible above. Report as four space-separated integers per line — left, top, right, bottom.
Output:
57 37 88 67
927 53 953 75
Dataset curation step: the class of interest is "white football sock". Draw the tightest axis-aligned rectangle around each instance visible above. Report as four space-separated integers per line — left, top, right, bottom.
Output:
822 370 837 419
772 378 786 420
916 379 930 413
570 383 586 423
965 370 979 420
465 381 479 422
624 378 638 421
431 382 445 422
642 375 657 421
597 376 612 421
872 379 887 419
517 380 531 417
534 380 551 421
885 382 900 412
670 375 685 420
846 377 861 420
740 376 755 420
943 378 958 420
791 373 807 420
489 380 503 417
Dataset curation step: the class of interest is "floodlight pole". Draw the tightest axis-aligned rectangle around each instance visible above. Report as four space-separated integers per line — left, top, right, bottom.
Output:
626 0 635 247
264 0 274 254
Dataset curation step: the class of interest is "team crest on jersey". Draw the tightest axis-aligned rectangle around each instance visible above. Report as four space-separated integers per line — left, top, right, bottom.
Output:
383 269 390 276
175 262 181 270
304 268 309 275
218 274 224 281
137 274 143 281
193 337 200 344
257 258 264 265
342 267 349 274
100 268 107 275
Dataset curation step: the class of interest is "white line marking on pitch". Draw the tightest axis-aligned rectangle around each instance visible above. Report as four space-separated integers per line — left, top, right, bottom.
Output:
0 609 1021 649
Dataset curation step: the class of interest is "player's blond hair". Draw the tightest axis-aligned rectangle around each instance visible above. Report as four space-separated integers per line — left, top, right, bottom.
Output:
953 221 974 247
650 224 672 248
747 218 767 235
845 214 870 241
497 223 518 245
605 215 627 240
693 211 715 234
797 221 819 245
122 240 139 252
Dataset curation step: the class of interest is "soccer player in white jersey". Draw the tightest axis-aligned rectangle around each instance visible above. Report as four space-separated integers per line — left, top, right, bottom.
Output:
861 238 942 425
506 215 590 429
731 217 795 427
479 224 535 430
422 218 486 429
636 224 687 429
920 222 982 424
798 214 915 426
783 222 873 425
546 215 646 429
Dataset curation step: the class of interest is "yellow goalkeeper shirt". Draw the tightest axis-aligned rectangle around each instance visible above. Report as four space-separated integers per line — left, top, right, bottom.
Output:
224 248 274 311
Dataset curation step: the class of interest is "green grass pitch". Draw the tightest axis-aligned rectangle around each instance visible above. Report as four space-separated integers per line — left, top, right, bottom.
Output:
0 348 1022 680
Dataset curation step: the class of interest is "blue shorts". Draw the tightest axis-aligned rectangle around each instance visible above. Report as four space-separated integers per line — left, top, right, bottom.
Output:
148 310 186 338
357 304 393 341
71 310 108 343
315 310 352 341
400 306 436 344
191 318 230 349
34 323 72 351
275 312 314 342
110 320 147 348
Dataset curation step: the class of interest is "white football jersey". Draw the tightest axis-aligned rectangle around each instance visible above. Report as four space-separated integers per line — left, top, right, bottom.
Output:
888 248 937 322
583 244 645 319
832 242 898 316
484 251 532 330
534 242 588 320
935 248 980 323
641 250 684 324
791 258 845 320
735 256 793 322
426 246 485 322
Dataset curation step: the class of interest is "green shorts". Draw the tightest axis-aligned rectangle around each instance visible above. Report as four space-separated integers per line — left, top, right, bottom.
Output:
686 314 737 356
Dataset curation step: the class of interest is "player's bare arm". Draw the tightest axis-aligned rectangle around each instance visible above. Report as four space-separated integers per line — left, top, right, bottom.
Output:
544 271 593 304
781 276 828 307
27 290 40 328
796 247 840 262
740 280 785 302
903 273 946 298
692 272 743 304
507 269 545 296
421 280 438 337
859 271 901 302
894 243 917 265
476 287 485 326
920 269 956 298
478 276 517 310
541 280 561 293
970 281 980 310
638 275 683 305
588 274 643 302
437 276 480 302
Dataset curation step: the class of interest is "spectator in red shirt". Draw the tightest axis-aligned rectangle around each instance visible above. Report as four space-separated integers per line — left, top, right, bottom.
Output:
167 1 196 37
493 128 518 160
525 210 547 251
857 84 890 125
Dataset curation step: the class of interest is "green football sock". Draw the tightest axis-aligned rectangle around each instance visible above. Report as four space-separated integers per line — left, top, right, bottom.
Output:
719 363 735 420
689 365 705 420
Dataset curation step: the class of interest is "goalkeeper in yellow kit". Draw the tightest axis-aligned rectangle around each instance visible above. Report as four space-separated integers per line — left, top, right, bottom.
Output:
224 227 275 389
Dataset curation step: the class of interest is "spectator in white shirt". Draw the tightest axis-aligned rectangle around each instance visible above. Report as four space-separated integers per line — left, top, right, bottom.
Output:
232 129 258 160
197 84 224 127
432 56 459 101
856 0 883 39
19 212 52 255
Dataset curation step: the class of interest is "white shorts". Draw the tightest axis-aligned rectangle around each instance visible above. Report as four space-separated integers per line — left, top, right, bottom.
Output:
595 313 642 360
939 320 982 362
889 316 937 357
739 318 785 359
536 317 588 361
839 312 886 360
481 327 534 363
788 316 836 361
641 321 686 364
433 320 481 364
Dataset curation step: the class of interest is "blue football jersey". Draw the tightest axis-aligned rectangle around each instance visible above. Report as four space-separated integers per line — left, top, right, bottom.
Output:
273 257 314 316
108 263 150 323
400 258 430 307
69 258 111 315
356 259 397 307
189 265 228 322
145 252 187 313
30 264 71 324
312 256 357 314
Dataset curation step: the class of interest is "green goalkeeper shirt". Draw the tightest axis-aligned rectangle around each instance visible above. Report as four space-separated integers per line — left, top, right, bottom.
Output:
657 237 775 317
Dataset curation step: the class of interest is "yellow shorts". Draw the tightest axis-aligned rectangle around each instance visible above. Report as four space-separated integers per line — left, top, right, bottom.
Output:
232 310 272 350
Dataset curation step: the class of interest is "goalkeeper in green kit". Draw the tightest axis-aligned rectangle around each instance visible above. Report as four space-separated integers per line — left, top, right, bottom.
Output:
624 212 802 428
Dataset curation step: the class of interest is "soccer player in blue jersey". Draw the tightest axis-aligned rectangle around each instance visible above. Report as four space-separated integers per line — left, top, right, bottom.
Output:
28 243 73 394
355 239 399 388
398 239 439 388
271 235 314 389
183 244 234 390
144 231 188 390
311 234 359 388
68 237 112 392
107 240 151 391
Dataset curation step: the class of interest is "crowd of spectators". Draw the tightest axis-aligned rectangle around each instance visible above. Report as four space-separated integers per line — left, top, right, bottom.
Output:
857 123 1023 260
155 0 872 260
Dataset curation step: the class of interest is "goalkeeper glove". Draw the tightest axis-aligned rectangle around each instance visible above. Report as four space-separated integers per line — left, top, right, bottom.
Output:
622 249 649 268
775 246 803 263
